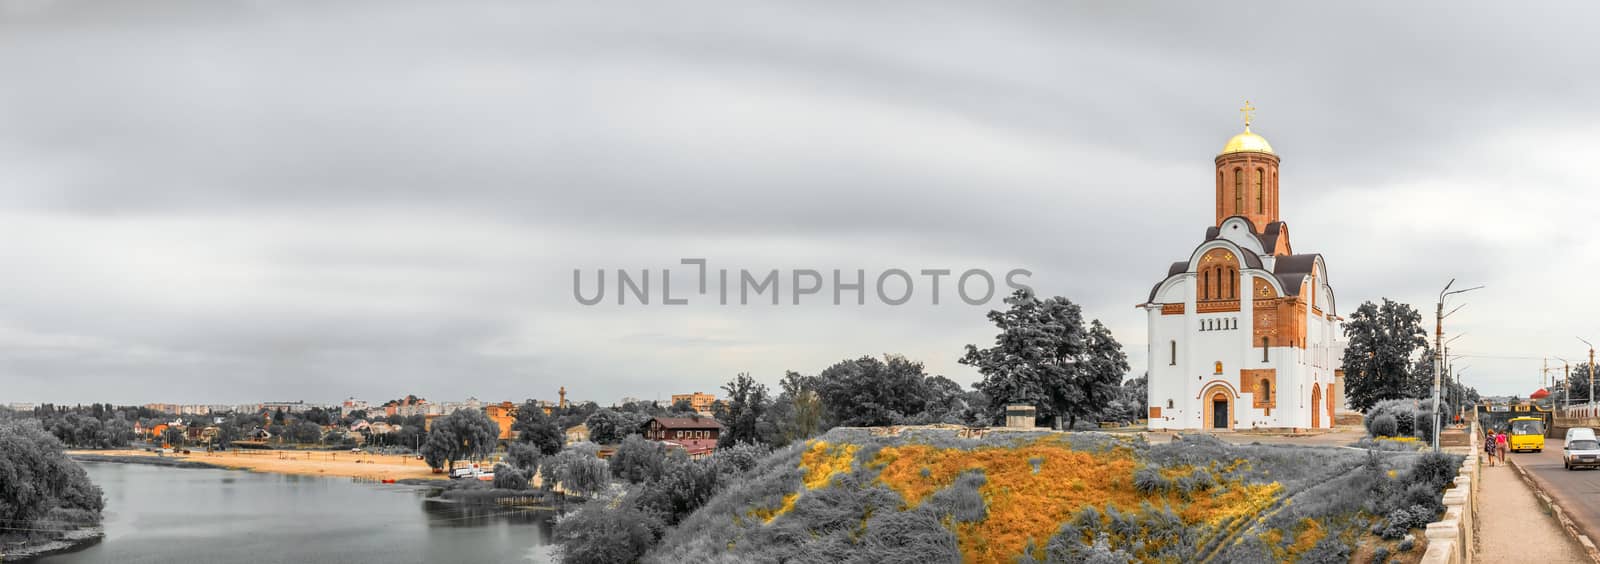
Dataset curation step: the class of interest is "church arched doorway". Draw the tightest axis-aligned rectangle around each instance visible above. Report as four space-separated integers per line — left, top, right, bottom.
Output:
1213 394 1228 428
1202 386 1234 430
1311 384 1323 428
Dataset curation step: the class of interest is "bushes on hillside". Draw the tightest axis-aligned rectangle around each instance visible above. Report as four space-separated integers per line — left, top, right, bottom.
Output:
638 428 1463 564
553 495 662 564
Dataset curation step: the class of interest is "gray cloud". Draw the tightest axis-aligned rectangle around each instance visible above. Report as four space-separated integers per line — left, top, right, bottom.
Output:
1 0 1596 404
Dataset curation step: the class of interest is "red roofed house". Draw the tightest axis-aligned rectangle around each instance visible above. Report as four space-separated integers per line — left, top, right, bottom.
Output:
643 416 723 458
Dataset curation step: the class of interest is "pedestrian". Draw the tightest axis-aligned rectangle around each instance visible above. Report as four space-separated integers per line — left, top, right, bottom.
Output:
1485 428 1496 466
1496 429 1510 464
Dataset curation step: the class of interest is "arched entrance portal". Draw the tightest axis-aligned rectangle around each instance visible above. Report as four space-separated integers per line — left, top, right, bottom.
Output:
1311 384 1323 428
1202 385 1234 430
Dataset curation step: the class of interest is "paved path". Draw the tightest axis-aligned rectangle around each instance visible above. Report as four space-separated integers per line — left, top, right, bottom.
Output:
1479 451 1588 562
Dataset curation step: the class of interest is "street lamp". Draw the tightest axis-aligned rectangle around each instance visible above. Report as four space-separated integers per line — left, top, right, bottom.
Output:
1433 279 1483 452
1582 337 1596 411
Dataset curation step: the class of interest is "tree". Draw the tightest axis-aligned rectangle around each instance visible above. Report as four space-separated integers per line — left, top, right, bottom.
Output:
1562 363 1599 404
1340 299 1429 411
961 289 1128 429
418 408 502 471
506 442 540 473
761 371 824 447
1077 320 1130 428
0 420 104 530
161 426 185 447
289 421 323 444
909 375 972 425
586 409 646 445
611 435 668 483
814 355 938 427
512 401 565 455
716 373 772 447
544 447 610 498
1105 374 1149 426
493 463 530 490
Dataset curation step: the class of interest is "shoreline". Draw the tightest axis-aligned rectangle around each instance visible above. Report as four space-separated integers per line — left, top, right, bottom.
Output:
67 449 449 483
1 525 104 562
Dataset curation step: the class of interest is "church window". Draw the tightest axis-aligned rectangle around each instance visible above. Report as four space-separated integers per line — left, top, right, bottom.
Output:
1201 270 1210 299
1259 378 1271 399
1262 337 1270 361
1233 168 1243 213
1166 399 1174 409
1170 340 1177 365
1227 268 1235 298
1255 169 1265 213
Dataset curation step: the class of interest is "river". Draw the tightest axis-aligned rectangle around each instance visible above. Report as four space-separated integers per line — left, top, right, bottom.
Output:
44 461 560 564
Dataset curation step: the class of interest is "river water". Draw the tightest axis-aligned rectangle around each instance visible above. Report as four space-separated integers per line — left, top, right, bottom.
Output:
45 462 560 564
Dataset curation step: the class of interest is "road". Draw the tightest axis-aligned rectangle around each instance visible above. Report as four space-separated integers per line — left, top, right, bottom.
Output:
1511 437 1600 549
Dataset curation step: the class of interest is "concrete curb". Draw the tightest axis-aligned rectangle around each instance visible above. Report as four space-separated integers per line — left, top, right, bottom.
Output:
1508 456 1600 563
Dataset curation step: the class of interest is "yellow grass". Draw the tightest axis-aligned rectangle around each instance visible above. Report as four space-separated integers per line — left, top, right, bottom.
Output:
801 441 859 490
71 449 449 481
750 441 862 524
869 436 1284 564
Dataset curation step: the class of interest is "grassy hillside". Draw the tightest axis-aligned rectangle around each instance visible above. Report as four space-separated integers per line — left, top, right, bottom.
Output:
645 428 1459 564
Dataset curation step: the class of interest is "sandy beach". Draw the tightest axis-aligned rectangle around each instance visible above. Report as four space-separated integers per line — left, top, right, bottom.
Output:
69 449 452 481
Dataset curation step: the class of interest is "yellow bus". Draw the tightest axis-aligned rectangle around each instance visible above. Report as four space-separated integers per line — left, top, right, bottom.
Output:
1508 416 1546 452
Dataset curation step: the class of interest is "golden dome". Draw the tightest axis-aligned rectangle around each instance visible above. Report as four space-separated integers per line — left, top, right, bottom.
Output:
1221 129 1274 155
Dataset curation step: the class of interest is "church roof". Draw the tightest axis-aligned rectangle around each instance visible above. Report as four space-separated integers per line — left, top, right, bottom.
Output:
1205 217 1289 256
1269 254 1323 297
1144 248 1326 304
1221 130 1274 155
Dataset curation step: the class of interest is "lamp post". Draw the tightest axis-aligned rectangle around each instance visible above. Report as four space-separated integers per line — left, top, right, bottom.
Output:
1582 337 1596 412
1434 279 1483 452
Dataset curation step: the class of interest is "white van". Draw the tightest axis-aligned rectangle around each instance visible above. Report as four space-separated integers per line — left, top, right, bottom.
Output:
1563 428 1600 470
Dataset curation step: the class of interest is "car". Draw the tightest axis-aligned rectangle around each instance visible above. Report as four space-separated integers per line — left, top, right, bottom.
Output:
1565 428 1600 470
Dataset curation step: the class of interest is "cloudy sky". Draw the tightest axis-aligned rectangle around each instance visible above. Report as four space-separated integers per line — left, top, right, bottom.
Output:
2 1 1597 405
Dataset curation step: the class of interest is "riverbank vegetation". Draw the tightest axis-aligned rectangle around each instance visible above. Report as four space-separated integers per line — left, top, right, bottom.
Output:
0 419 105 556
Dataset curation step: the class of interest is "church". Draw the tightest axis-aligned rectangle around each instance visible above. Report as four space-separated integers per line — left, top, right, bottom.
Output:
1140 105 1346 431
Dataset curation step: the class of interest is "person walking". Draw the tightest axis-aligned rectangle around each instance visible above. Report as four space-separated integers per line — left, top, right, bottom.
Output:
1485 428 1497 466
1496 429 1510 464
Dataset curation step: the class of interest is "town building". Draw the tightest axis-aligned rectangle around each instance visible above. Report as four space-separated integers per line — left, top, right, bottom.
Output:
261 400 313 414
564 423 591 445
1139 106 1346 431
485 401 517 441
340 397 370 417
643 416 723 458
670 392 718 415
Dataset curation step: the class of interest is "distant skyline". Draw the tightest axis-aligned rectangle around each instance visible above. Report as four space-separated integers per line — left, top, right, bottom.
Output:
4 1 1600 403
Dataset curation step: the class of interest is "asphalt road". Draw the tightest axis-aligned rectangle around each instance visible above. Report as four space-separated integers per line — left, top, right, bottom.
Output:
1512 437 1600 547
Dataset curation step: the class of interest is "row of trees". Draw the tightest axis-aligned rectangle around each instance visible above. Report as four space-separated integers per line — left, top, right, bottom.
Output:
1341 298 1480 413
559 290 1138 454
